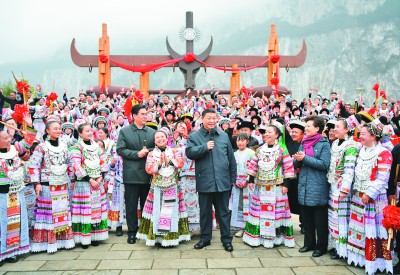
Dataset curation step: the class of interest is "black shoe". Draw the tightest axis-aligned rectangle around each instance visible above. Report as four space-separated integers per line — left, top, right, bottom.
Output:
116 226 123 237
5 256 18 263
223 242 234 252
330 252 340 259
299 246 315 253
127 235 136 244
91 241 99 246
328 248 336 256
82 244 89 249
312 250 326 257
194 240 210 249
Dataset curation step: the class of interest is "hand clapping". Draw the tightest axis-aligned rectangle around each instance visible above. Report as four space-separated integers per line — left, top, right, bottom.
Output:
293 151 305 161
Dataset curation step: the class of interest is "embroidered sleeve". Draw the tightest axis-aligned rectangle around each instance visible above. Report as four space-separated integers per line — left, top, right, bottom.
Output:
339 145 358 194
109 143 118 171
170 148 184 169
145 151 158 175
365 149 392 200
100 150 108 173
68 145 88 179
27 145 44 184
15 127 37 155
246 148 259 177
282 147 295 179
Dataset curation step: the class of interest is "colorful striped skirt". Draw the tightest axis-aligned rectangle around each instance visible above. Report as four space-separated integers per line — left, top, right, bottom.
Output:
0 190 30 261
107 178 125 228
31 185 74 253
71 181 108 245
328 192 350 258
347 191 392 274
23 185 36 230
243 184 294 248
179 176 200 231
137 184 190 247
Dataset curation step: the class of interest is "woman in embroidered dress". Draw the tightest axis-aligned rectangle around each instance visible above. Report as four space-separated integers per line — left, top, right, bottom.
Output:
28 120 75 253
21 143 37 235
230 133 255 238
327 119 360 260
175 120 201 232
243 124 295 248
98 127 124 236
0 117 36 265
68 123 109 249
137 130 191 247
30 98 48 135
347 123 393 274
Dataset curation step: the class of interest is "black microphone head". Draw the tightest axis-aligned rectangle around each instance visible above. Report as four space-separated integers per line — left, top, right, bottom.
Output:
210 128 216 135
209 128 216 140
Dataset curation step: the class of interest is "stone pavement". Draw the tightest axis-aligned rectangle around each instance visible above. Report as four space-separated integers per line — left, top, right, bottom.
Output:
0 216 393 274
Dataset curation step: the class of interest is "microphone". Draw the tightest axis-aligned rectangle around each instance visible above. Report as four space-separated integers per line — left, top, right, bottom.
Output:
209 128 216 141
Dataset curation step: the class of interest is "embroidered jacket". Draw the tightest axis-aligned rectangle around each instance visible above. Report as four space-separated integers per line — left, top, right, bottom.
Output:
68 140 109 181
354 143 392 200
145 146 184 187
28 140 69 184
0 127 37 192
247 144 295 185
327 137 360 196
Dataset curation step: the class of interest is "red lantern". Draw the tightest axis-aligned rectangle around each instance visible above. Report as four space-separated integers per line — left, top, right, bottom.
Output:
270 77 280 86
184 53 196 63
270 55 280 64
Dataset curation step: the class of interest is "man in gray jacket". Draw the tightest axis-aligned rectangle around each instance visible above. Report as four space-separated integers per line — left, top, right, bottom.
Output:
116 104 155 244
186 108 237 252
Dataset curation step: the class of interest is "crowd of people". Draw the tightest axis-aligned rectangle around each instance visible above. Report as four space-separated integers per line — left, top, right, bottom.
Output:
0 84 399 274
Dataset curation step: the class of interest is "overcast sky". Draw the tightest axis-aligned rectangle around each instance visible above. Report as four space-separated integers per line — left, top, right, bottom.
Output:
0 0 269 63
1 0 381 64
0 0 392 97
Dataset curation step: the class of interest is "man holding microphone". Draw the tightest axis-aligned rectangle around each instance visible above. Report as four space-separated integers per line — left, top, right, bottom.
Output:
186 108 237 252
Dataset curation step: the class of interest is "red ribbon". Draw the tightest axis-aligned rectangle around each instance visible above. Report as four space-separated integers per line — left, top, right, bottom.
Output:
99 54 109 63
195 57 271 72
99 54 271 73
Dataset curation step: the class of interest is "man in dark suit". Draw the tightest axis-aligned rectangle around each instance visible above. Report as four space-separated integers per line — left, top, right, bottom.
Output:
186 108 237 252
116 104 155 244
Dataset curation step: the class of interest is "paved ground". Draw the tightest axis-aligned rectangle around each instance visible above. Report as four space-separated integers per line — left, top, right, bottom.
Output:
0 215 396 274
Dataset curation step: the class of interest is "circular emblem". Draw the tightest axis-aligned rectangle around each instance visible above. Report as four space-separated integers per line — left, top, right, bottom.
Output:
183 28 197 41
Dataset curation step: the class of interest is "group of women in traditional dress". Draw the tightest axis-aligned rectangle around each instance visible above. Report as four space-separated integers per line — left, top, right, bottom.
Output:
0 101 396 275
227 115 395 274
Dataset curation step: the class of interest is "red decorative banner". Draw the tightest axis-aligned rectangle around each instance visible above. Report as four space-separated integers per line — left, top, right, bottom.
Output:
98 53 272 73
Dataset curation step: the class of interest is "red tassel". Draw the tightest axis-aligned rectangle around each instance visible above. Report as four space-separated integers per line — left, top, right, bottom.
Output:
48 92 58 101
11 104 29 124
